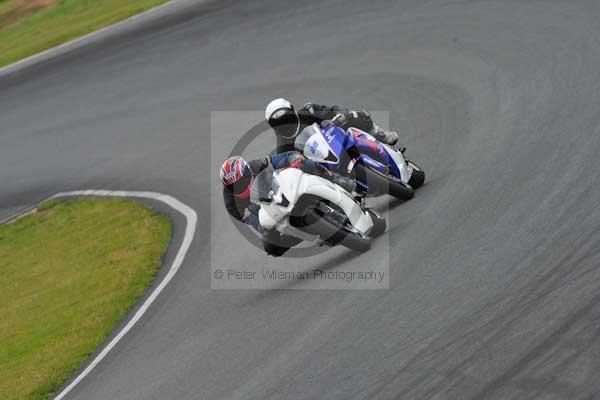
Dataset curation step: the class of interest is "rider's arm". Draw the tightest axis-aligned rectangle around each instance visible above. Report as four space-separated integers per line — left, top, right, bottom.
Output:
222 185 245 222
299 102 349 121
300 158 332 177
268 151 356 192
224 185 264 232
268 151 302 170
268 151 334 177
243 203 263 233
299 103 375 138
248 157 270 174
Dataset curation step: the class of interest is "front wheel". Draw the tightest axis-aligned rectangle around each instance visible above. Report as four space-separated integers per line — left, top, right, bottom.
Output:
367 209 386 237
299 208 372 252
407 161 425 189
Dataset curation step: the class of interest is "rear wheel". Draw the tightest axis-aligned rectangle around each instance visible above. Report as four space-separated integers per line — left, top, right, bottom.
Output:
358 165 415 200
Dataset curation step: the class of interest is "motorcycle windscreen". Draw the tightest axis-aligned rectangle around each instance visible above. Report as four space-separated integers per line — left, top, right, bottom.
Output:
303 133 340 164
294 123 320 152
319 125 347 160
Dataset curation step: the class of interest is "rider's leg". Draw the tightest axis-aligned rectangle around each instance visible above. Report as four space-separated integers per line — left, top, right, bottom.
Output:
370 124 399 146
342 110 399 146
262 229 302 257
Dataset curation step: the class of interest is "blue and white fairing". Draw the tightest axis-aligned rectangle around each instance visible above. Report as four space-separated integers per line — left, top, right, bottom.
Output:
348 128 413 183
296 123 415 189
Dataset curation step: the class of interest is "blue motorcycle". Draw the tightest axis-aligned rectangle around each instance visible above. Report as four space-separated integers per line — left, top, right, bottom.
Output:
295 123 425 200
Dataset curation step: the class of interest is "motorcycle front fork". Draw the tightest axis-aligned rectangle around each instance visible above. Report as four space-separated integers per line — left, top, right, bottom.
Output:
355 193 368 209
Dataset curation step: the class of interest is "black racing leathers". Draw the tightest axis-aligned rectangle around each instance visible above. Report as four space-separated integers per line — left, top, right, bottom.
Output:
223 157 270 223
275 102 375 152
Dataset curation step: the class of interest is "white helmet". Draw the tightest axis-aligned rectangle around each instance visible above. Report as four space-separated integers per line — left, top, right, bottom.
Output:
265 98 300 139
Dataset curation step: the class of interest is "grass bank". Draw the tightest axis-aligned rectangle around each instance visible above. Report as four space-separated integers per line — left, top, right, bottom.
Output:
0 0 172 68
0 198 172 400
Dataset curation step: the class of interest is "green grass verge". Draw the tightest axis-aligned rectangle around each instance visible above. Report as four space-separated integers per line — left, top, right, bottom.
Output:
0 0 172 68
0 198 172 400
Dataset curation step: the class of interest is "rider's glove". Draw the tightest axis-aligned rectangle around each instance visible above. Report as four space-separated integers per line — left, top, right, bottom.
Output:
330 113 348 127
320 119 334 129
248 203 260 214
288 152 306 169
243 212 262 233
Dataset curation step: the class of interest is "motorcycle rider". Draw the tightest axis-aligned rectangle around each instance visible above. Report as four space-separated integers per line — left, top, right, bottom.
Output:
220 152 356 257
265 98 400 152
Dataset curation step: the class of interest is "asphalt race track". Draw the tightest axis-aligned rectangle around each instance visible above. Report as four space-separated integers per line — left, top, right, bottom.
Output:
3 0 600 398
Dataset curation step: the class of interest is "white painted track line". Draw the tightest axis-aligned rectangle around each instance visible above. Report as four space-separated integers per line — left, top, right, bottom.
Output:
45 190 197 400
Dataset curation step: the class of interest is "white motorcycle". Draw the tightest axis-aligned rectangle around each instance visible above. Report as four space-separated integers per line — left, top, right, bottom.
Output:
250 167 386 252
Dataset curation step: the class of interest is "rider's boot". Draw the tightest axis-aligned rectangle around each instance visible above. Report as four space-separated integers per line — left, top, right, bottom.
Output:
371 124 399 146
330 173 356 193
